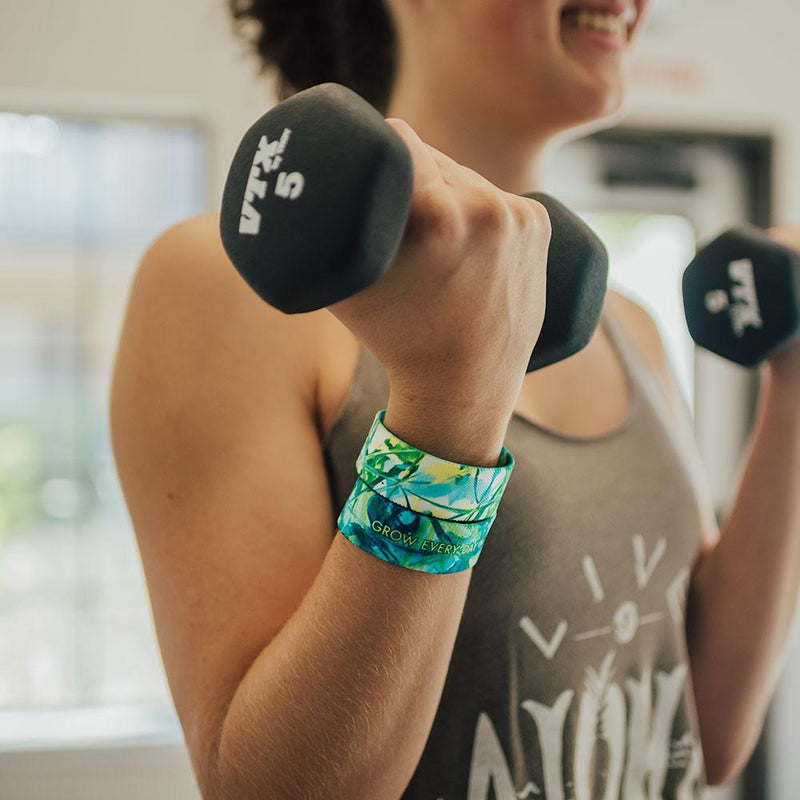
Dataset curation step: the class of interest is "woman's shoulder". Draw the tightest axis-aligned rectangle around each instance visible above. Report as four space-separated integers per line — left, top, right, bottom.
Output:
117 212 346 425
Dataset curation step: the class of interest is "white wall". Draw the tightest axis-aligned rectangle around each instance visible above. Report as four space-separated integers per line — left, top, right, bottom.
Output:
624 0 800 220
2 0 799 798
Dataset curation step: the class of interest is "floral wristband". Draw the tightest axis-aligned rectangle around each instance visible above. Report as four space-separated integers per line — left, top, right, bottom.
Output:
337 409 515 574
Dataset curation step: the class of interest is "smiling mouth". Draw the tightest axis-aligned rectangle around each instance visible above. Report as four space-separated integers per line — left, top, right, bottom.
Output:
561 7 635 44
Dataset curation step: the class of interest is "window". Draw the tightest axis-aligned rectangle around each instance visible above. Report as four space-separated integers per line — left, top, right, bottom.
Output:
0 111 207 747
580 211 697 409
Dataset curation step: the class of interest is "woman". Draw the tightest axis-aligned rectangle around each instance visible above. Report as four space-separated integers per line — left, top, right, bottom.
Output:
110 2 800 798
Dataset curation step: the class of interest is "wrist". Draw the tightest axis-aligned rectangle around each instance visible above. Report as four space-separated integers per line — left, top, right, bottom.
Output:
337 408 515 574
384 394 512 467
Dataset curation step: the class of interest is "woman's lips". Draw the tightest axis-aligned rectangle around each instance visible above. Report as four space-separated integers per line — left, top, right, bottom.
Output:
561 7 634 50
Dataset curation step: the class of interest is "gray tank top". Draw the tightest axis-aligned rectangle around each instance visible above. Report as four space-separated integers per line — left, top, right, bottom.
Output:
321 304 708 799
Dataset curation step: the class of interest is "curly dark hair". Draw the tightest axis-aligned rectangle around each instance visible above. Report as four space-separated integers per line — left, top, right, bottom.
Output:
227 0 398 114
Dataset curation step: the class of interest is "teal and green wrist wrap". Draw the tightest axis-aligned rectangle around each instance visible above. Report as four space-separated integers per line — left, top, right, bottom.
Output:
337 409 515 574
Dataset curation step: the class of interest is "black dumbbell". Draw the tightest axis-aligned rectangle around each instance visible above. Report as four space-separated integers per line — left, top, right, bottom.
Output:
219 83 609 372
683 226 800 367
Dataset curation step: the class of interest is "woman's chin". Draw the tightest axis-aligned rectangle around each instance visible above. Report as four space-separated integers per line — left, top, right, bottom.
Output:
550 36 632 121
563 69 629 127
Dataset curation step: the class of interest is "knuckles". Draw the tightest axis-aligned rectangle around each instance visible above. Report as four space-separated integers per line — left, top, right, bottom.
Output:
461 186 513 233
406 175 554 277
516 196 552 240
409 187 466 249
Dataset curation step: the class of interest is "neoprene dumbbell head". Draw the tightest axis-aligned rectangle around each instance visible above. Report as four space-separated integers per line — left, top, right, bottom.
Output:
220 83 609 373
220 83 414 315
524 193 608 371
682 226 800 367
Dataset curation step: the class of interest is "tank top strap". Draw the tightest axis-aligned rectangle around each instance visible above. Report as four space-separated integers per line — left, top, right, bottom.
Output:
600 293 678 433
600 295 649 380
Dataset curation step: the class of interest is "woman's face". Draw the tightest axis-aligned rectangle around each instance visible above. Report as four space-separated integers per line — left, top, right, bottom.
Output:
400 0 650 134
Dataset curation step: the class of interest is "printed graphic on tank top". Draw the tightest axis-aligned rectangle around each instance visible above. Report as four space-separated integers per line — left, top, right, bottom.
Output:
321 303 708 800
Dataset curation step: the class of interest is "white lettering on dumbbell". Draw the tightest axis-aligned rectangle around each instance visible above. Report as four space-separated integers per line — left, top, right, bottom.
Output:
728 259 763 336
238 128 305 235
703 258 763 337
274 171 304 199
238 163 268 235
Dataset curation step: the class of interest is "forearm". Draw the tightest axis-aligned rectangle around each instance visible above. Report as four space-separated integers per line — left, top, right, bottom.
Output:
213 532 471 800
686 365 800 783
212 403 510 800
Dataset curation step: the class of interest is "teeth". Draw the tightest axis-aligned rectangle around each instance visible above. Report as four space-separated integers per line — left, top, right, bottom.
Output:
565 10 628 38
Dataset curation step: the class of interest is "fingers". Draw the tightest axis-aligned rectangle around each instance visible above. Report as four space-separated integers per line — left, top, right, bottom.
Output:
423 144 488 190
386 117 490 191
385 118 445 188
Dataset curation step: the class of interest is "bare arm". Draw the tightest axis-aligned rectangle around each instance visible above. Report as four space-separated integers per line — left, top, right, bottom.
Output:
611 290 800 787
214 500 475 800
213 394 508 800
110 216 510 800
686 359 800 786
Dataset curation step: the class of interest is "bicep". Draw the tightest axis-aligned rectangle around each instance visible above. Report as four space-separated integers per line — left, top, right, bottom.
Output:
110 217 335 786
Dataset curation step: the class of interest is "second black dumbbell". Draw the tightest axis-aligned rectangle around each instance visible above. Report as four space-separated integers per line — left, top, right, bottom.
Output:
683 226 800 367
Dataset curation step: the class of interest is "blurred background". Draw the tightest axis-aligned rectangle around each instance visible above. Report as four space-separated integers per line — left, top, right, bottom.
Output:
1 0 799 797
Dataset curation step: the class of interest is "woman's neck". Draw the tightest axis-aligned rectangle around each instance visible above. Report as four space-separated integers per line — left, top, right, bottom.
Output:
385 73 550 196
